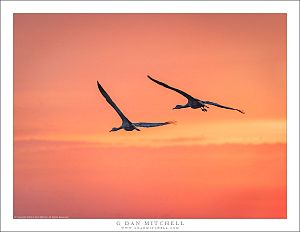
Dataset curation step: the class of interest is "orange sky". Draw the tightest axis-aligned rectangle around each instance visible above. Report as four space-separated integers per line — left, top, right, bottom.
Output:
13 14 286 218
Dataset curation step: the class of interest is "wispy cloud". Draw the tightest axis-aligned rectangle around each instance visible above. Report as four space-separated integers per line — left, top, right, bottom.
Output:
14 119 286 147
152 136 205 144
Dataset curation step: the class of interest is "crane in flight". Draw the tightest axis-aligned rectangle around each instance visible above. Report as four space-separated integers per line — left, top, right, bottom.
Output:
97 81 175 132
147 75 245 114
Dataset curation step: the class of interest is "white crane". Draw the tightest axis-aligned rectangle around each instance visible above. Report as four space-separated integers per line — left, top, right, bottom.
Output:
97 81 175 132
147 75 245 114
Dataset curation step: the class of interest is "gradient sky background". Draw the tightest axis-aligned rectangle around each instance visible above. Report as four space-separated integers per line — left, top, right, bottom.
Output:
14 14 286 218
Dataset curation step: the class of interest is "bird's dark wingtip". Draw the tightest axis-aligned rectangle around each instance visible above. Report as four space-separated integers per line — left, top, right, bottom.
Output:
96 81 104 93
97 81 102 88
147 75 154 80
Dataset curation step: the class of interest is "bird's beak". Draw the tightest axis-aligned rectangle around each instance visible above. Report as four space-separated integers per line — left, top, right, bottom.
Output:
109 129 113 132
172 107 176 110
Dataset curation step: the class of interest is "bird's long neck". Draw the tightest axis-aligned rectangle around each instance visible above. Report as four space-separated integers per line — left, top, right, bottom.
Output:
116 126 123 131
179 104 189 109
112 126 123 132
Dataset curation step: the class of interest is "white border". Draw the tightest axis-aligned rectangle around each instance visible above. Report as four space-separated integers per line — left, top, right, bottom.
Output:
1 1 299 231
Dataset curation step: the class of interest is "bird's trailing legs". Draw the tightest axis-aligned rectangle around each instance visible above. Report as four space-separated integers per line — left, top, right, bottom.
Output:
201 105 209 112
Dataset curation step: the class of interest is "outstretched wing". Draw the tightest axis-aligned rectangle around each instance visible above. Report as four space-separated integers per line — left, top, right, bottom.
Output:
97 81 131 122
133 121 176 128
147 75 194 100
202 101 245 114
